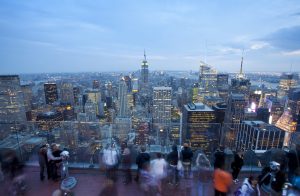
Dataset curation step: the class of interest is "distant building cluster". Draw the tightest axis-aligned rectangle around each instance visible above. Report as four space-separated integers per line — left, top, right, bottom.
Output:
0 52 300 161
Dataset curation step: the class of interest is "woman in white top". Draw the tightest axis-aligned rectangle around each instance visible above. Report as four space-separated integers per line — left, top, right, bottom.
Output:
150 152 168 192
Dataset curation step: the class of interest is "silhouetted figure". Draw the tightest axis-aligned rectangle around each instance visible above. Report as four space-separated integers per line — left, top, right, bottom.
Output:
135 146 150 182
47 143 62 181
167 145 179 185
286 144 300 183
122 143 132 184
231 151 244 183
181 143 193 178
38 144 49 181
214 146 225 169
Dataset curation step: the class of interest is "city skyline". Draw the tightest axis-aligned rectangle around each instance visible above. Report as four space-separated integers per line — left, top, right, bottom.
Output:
1 0 300 74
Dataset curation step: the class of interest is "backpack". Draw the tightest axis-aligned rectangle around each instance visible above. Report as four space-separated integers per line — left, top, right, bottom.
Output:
234 183 249 196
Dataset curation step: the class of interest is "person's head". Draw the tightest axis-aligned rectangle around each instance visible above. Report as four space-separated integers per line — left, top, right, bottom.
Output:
156 152 162 159
172 144 177 152
51 143 59 151
183 143 189 148
141 146 146 152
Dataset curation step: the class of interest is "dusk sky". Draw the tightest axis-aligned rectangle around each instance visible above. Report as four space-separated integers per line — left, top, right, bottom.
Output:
1 0 300 74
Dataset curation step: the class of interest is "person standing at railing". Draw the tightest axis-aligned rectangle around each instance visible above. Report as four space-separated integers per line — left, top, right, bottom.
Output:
122 143 132 185
103 143 119 182
167 144 179 186
150 152 168 192
213 146 225 169
38 144 49 181
231 151 244 184
181 143 193 178
135 146 150 182
47 143 62 181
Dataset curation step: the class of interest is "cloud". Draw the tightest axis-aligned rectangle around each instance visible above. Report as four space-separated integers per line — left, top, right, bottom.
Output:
282 50 300 56
263 26 300 51
250 42 269 50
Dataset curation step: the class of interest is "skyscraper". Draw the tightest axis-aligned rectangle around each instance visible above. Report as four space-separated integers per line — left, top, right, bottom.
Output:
277 73 298 99
44 83 58 104
92 80 100 89
217 73 229 100
182 103 218 153
139 50 149 93
85 89 101 116
0 75 27 139
21 84 33 120
231 55 251 97
84 99 97 121
153 87 172 125
198 62 218 101
61 82 74 105
118 78 128 117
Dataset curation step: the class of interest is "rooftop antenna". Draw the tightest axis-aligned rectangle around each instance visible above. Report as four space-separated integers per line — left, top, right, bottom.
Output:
144 49 147 61
239 49 244 75
290 63 293 73
204 40 207 64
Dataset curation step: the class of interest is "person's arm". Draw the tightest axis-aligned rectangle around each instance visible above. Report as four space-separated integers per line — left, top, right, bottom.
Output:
47 150 61 161
240 183 248 194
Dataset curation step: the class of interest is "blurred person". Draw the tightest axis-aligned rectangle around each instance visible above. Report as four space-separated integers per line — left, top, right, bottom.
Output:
196 152 211 195
52 189 63 196
1 151 20 180
231 151 244 183
181 143 193 178
214 146 225 169
258 161 285 195
103 143 119 182
167 144 179 185
234 176 260 196
122 143 132 184
150 152 168 192
213 162 233 196
38 144 49 181
135 146 150 182
286 144 300 183
140 162 159 196
47 143 62 181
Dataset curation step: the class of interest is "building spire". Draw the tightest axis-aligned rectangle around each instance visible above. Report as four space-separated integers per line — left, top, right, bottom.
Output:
239 49 244 75
144 49 147 61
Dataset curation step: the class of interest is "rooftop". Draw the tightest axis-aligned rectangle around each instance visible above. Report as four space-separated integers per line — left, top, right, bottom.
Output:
184 103 214 112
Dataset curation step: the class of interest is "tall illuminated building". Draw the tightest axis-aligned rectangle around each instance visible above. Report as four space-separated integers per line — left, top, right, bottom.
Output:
153 87 172 125
123 76 132 93
73 86 81 105
198 62 218 101
223 93 246 146
275 108 297 146
118 78 128 117
217 73 229 101
139 50 149 93
182 103 218 153
60 82 74 105
231 55 251 98
84 99 97 121
44 83 58 104
277 73 298 99
85 89 101 116
0 75 27 139
235 121 285 151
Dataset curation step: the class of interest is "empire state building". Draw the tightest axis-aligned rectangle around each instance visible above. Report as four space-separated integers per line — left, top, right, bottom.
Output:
139 50 149 93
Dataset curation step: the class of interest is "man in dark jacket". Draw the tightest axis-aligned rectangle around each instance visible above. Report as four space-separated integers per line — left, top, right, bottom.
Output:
38 144 49 181
135 146 150 182
181 143 193 178
167 145 179 185
231 151 244 183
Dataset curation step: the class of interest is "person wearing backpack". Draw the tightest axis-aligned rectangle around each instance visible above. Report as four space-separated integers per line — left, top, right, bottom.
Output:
234 176 260 196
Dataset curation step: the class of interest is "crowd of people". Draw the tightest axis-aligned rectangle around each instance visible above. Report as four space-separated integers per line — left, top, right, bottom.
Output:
1 141 300 196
